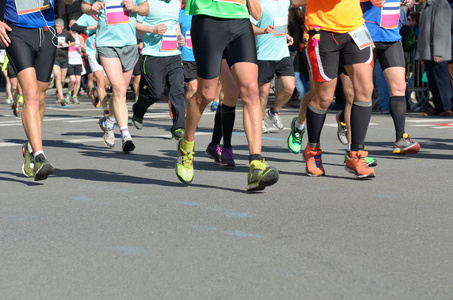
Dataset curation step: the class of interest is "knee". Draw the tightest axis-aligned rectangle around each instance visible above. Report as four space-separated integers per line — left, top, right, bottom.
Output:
283 83 295 96
240 81 259 100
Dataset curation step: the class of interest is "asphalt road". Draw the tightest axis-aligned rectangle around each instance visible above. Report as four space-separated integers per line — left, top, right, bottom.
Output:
0 90 452 299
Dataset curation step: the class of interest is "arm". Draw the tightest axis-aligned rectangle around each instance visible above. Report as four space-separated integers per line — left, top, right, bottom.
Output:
251 23 275 35
136 21 168 35
82 1 106 15
177 22 185 47
432 2 452 62
291 0 306 7
0 22 12 47
79 35 86 52
122 0 149 16
247 0 262 21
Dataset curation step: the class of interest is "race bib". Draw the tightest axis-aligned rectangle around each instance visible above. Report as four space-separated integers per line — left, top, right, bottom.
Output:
380 2 400 29
57 36 66 48
161 33 177 51
348 24 374 50
15 0 50 15
274 16 288 37
213 0 245 6
185 31 192 49
105 2 130 25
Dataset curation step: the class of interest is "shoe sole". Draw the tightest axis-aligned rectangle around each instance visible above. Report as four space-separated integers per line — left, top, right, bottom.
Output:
336 114 348 145
21 164 34 177
344 165 375 179
34 163 54 181
247 168 279 191
132 118 143 130
392 143 421 155
205 150 221 165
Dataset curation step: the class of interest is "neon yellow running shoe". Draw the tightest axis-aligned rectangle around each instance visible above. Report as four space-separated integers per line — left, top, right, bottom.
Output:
247 159 279 191
175 140 195 184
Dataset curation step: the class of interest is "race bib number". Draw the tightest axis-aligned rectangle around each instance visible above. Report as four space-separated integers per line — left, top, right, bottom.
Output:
185 31 192 49
161 33 177 51
57 36 66 48
348 25 374 50
15 0 50 15
105 2 130 25
213 0 245 6
274 16 288 37
380 2 400 29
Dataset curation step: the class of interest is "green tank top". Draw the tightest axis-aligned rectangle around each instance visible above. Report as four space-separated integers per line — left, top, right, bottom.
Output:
185 0 250 19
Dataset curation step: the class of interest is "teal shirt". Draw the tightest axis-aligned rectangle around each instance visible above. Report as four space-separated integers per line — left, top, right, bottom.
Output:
75 14 98 57
251 0 290 61
138 0 181 57
84 0 147 47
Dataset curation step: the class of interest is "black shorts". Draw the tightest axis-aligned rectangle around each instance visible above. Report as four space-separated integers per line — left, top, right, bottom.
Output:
54 58 69 69
258 56 294 83
83 56 92 75
6 23 57 83
191 15 257 79
306 29 373 82
183 61 197 82
133 54 144 76
7 58 17 79
373 41 405 70
68 64 82 76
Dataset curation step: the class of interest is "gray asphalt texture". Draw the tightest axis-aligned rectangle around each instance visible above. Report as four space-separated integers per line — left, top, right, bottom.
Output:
0 90 452 299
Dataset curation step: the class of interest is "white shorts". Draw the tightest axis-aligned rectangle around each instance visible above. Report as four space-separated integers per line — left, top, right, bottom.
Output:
88 55 105 74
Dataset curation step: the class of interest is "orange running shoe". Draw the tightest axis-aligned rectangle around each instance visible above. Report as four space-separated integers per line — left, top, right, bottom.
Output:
303 144 325 177
345 150 376 179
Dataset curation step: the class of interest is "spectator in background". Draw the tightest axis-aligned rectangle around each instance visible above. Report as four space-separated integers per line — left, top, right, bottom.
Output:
417 0 453 116
448 0 453 88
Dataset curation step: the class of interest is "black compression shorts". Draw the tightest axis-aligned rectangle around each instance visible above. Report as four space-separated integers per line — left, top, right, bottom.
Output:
373 41 405 70
6 23 57 83
191 15 257 79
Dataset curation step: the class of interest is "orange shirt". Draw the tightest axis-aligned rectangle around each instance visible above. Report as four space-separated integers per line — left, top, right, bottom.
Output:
306 0 364 34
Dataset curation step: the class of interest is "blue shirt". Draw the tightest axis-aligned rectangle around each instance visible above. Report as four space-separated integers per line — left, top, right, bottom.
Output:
138 0 181 57
179 8 194 62
84 0 147 48
75 14 98 57
251 0 290 61
361 0 402 42
4 0 55 28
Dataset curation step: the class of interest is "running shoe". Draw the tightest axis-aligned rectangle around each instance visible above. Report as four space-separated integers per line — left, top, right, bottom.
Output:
11 101 20 117
18 95 23 106
65 92 72 103
345 150 376 179
33 153 54 181
247 159 279 191
211 101 218 111
71 96 80 104
122 137 136 153
287 117 304 154
103 108 109 117
343 151 377 167
5 98 12 104
21 143 35 178
392 133 421 155
336 111 348 145
303 144 325 177
262 119 270 134
176 139 195 184
205 143 222 164
220 147 235 168
91 88 100 108
99 117 115 148
266 109 284 130
131 114 143 130
171 128 185 140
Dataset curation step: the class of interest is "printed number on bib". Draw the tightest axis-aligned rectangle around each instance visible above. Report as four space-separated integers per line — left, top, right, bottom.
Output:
348 25 374 50
274 16 288 37
105 2 130 25
15 0 50 15
380 2 400 29
161 33 177 51
213 0 245 6
57 36 66 48
185 31 192 49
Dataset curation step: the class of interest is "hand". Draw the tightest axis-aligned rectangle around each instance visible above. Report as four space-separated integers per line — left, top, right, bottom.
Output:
87 24 97 31
122 0 137 13
91 1 105 14
371 0 385 8
60 41 69 47
264 25 275 34
401 0 413 6
153 24 167 35
0 21 12 47
286 34 294 46
434 56 442 63
177 34 185 47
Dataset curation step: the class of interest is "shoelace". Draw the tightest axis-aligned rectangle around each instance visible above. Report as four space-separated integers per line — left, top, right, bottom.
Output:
182 150 195 167
223 148 233 159
313 153 322 168
293 131 302 144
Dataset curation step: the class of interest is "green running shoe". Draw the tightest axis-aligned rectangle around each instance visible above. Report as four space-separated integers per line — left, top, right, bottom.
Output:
287 117 304 154
21 143 35 177
175 140 195 184
131 114 143 130
33 154 54 181
247 159 279 192
171 128 185 140
344 151 377 167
